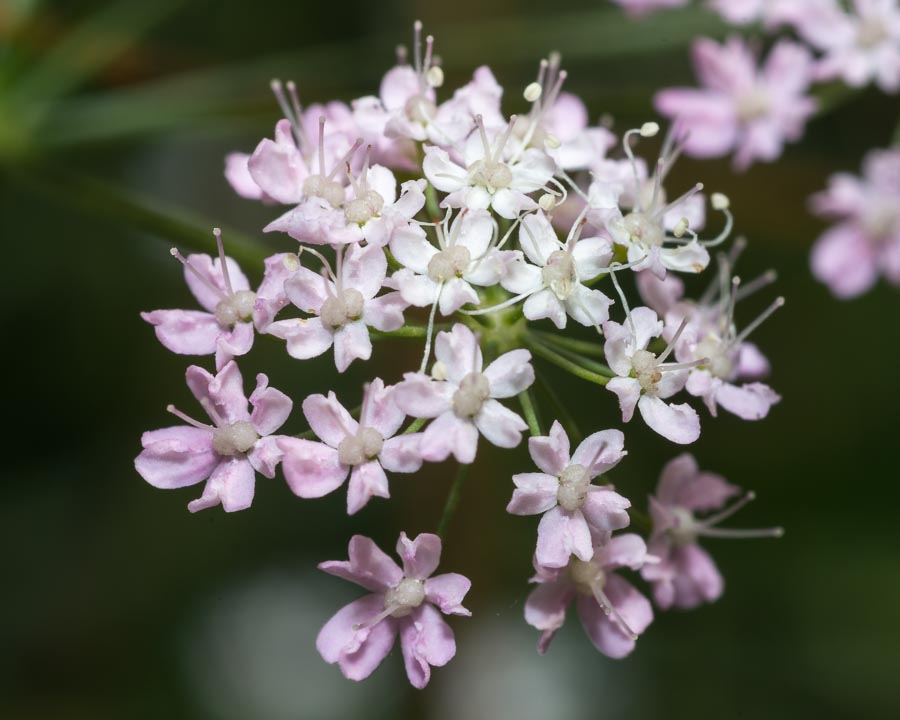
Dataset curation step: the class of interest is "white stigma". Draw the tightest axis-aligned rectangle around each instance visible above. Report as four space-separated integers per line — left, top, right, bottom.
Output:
215 290 256 327
344 189 385 225
557 464 590 511
427 245 471 282
337 427 385 466
632 349 662 393
541 250 578 300
212 420 258 456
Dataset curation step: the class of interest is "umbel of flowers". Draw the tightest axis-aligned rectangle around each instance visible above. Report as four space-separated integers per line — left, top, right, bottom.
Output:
135 22 784 688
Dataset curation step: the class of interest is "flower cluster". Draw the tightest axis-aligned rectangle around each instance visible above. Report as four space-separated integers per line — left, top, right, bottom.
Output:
136 22 783 687
611 1 900 299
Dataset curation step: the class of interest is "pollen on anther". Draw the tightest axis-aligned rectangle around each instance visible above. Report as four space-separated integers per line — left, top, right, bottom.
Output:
640 122 660 138
524 82 542 103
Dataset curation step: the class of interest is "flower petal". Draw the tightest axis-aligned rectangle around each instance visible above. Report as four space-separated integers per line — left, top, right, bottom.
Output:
277 438 348 498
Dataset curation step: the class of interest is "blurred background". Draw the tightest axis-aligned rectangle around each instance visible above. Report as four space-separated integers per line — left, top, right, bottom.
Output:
2 0 899 718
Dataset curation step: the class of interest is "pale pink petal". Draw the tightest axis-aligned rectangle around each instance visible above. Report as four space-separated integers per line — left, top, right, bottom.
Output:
249 373 292 436
342 244 387 300
638 395 701 444
224 152 263 200
507 472 560 516
524 579 575 654
434 324 483 382
571 236 614 280
135 426 217 489
333 320 372 373
318 535 403 592
474 399 528 449
571 429 626 477
716 381 780 420
284 266 331 314
389 225 437 274
528 421 571 476
247 435 283 479
576 574 652 658
347 461 390 515
657 453 738 511
524 289 567 328
188 456 255 513
536 506 593 568
393 374 453 419
253 253 297 330
606 377 641 423
302 392 357 448
483 349 534 398
141 310 220 356
420 411 479 464
277 437 348 497
316 594 397 681
438 277 480 316
811 222 879 298
399 604 456 689
422 145 467 192
266 317 334 360
186 361 250 424
182 254 250 313
214 321 254 371
581 488 631 534
364 292 407 332
597 533 649 570
396 532 442 580
379 434 424 473
424 573 472 616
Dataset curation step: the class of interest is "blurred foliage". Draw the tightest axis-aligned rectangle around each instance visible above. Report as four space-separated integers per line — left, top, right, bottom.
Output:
2 1 900 719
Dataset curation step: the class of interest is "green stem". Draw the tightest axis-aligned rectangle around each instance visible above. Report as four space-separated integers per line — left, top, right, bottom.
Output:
403 417 427 435
531 338 614 377
370 326 429 340
437 464 470 539
518 388 542 436
536 374 583 444
425 182 440 219
525 338 612 386
628 507 652 534
531 329 605 358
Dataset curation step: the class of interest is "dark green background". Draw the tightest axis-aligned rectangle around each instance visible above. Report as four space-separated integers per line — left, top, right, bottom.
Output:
2 1 899 717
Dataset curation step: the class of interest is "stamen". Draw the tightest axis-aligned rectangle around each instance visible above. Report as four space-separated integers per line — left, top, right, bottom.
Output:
199 397 225 427
649 158 664 212
170 248 227 302
460 290 534 316
591 583 638 641
318 115 327 175
327 138 363 181
659 358 709 372
656 317 688 363
701 490 755 527
703 195 734 248
166 404 213 430
608 268 636 341
724 276 739 335
352 604 398 632
656 182 704 220
420 290 441 373
413 20 423 75
493 115 518 163
736 270 777 302
524 82 542 103
269 79 295 125
475 115 492 160
622 128 645 211
299 246 338 284
733 297 785 345
423 34 435 75
213 228 233 296
699 526 784 539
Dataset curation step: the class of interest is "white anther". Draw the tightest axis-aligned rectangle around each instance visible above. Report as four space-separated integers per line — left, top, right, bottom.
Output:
640 121 660 138
524 82 542 103
711 193 730 211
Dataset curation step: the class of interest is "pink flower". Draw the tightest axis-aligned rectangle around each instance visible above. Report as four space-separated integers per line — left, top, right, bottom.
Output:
141 233 292 370
655 37 817 170
709 0 825 27
524 534 654 658
811 147 900 297
423 116 556 220
135 361 291 512
500 210 614 328
389 209 513 316
316 532 471 688
266 244 407 372
393 324 534 463
611 0 687 16
641 453 782 609
603 307 701 444
796 0 900 92
277 379 423 514
507 421 631 568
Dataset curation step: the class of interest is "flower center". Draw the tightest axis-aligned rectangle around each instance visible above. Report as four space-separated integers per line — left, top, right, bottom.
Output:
302 174 346 208
337 427 385 466
470 159 513 190
696 333 736 379
857 17 888 48
344 190 385 225
405 94 437 124
557 463 590 511
211 420 258 456
736 87 772 122
452 371 491 418
541 250 578 300
384 578 426 617
319 288 365 329
863 202 898 241
632 349 662 393
214 290 257 327
427 245 472 282
621 211 665 248
637 178 666 213
669 507 698 546
568 558 606 594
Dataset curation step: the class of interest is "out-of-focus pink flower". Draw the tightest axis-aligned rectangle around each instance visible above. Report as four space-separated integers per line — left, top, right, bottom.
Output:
277 379 423 514
709 0 827 27
393 324 534 463
611 0 687 16
317 532 470 688
811 148 900 297
795 0 900 92
135 361 291 512
603 307 701 444
655 37 817 170
507 421 630 568
142 233 290 370
524 534 654 657
266 244 406 372
642 453 782 609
